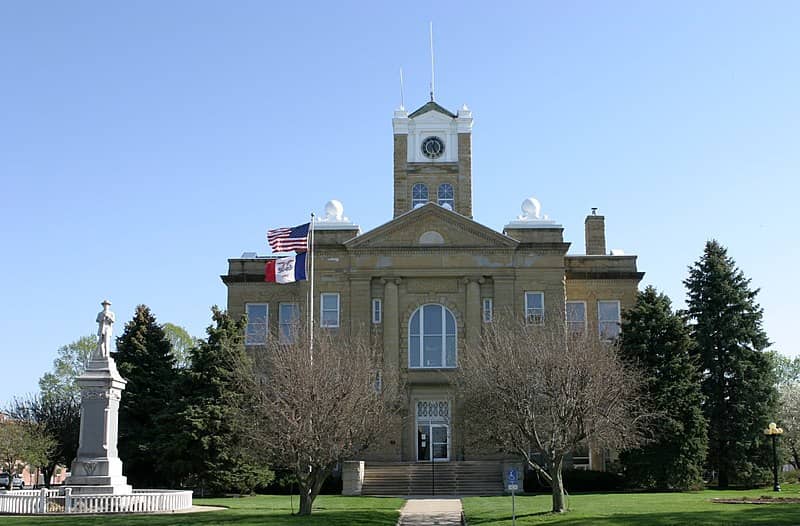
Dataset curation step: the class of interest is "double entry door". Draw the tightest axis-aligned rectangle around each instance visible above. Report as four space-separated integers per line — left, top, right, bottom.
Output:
417 422 449 462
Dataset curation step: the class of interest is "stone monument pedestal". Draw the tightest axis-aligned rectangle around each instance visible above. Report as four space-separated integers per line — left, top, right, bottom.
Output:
64 355 132 495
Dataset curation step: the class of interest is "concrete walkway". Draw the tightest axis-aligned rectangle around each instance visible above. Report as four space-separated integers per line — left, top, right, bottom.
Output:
398 498 463 526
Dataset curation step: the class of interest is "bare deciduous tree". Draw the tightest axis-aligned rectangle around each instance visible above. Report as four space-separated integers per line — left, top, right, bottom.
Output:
7 394 80 488
455 315 647 513
0 418 55 488
233 327 401 516
778 383 800 470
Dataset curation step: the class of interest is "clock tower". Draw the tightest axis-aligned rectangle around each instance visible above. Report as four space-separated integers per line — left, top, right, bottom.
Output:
392 101 473 218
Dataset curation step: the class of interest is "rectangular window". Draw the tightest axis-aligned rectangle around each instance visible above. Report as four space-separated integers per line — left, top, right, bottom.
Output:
598 300 621 340
482 298 493 323
320 293 340 328
372 298 382 324
566 301 587 334
279 303 300 344
571 444 591 471
525 292 545 325
245 303 268 346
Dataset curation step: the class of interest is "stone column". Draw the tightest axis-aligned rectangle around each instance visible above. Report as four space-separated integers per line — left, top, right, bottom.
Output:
465 277 482 351
382 278 400 371
64 356 132 495
341 461 365 496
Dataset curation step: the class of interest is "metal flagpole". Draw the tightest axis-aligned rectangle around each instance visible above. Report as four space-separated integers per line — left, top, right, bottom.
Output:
309 213 315 366
400 67 405 109
429 21 435 102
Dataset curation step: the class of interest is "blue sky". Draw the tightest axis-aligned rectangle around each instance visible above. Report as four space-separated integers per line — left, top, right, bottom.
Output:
1 1 798 404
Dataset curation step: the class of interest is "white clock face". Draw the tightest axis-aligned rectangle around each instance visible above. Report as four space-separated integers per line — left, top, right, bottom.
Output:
421 136 445 159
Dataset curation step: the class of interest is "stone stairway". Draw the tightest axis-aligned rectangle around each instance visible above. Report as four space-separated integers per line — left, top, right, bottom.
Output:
361 461 504 496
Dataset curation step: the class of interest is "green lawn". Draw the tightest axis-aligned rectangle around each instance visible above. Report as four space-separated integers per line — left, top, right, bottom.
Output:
0 495 404 526
463 487 800 525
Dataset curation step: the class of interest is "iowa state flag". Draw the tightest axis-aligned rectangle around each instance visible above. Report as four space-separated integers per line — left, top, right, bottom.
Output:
265 252 307 284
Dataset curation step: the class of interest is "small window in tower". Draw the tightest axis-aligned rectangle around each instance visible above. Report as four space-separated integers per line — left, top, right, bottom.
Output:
438 183 454 210
412 184 429 208
372 298 382 324
482 298 493 323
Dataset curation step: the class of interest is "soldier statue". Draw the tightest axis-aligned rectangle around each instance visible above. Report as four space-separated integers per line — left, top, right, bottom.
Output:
96 300 115 358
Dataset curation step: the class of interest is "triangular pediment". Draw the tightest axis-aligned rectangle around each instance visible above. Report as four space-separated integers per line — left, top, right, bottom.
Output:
408 101 457 119
345 204 518 250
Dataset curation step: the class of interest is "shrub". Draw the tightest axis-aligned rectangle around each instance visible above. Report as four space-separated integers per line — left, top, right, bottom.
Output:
524 469 625 493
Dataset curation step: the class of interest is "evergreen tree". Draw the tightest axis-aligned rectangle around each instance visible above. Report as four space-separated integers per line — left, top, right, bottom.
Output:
113 305 180 488
685 240 777 487
177 306 272 495
619 286 707 490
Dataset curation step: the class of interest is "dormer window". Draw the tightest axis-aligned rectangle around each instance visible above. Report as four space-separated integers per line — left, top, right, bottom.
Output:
412 184 429 208
437 183 454 209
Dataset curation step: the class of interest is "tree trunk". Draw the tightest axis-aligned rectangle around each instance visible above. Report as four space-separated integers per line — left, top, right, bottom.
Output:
42 464 55 489
718 466 729 489
717 440 729 489
298 489 314 516
550 456 566 513
297 469 329 516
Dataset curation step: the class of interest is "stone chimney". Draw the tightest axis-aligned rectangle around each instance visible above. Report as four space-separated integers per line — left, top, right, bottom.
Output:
585 208 606 255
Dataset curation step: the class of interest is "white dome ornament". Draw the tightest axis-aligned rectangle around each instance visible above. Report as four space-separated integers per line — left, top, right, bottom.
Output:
503 195 561 230
314 199 358 231
519 197 542 220
324 200 345 222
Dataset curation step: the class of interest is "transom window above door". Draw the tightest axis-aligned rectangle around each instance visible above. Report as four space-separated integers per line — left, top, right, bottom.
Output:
417 400 450 420
408 304 457 368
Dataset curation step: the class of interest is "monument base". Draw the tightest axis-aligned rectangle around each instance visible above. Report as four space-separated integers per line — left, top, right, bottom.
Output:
65 450 132 495
64 459 133 495
64 482 133 495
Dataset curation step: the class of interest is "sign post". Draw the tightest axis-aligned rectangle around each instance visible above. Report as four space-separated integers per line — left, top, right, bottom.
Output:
506 468 519 526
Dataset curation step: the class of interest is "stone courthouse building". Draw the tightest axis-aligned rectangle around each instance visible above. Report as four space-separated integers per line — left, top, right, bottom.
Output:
222 99 644 494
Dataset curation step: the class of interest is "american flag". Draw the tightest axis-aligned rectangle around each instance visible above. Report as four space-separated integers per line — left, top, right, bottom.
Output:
267 222 310 252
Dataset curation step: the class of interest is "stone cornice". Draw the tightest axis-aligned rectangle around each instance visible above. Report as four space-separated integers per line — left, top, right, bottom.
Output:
352 269 517 278
348 247 517 256
223 274 270 284
515 242 571 254
565 271 645 281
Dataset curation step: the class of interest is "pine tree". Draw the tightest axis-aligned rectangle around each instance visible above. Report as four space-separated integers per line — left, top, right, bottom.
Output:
176 306 272 495
685 240 777 488
619 286 707 490
113 305 180 488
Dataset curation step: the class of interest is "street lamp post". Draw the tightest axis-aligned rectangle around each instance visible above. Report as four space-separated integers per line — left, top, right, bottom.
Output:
763 422 784 492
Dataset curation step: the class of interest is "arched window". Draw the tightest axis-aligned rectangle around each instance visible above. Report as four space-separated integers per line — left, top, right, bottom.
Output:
412 184 429 208
408 304 457 368
437 183 454 209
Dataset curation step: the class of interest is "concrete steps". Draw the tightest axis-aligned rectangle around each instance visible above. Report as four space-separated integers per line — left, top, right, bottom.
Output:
362 461 504 496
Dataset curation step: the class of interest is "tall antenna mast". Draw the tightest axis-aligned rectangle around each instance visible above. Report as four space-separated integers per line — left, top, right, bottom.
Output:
429 21 435 102
399 67 405 109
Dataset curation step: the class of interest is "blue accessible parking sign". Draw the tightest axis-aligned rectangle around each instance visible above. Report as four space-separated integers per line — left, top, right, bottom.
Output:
507 468 519 525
